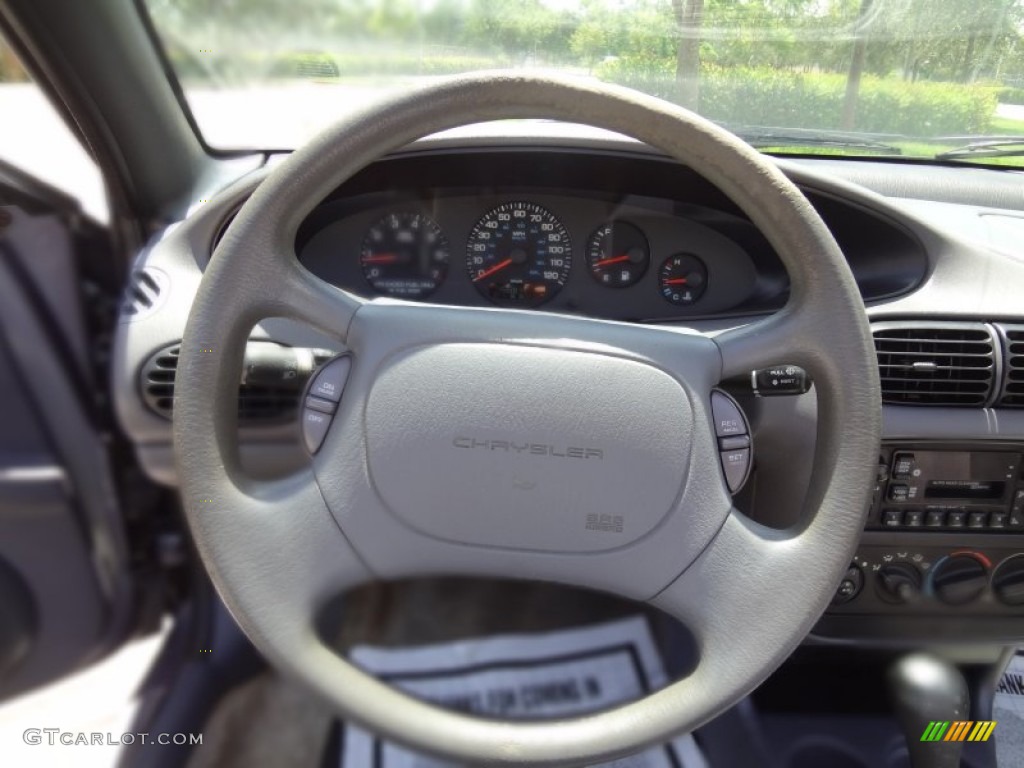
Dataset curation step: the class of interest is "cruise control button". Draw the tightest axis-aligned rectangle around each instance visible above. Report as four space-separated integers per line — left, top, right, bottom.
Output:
718 434 751 451
711 392 747 437
309 355 352 402
305 395 338 415
302 408 332 454
719 448 750 493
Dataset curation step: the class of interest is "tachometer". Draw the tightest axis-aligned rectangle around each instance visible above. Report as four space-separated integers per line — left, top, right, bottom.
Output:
466 202 571 306
360 212 449 299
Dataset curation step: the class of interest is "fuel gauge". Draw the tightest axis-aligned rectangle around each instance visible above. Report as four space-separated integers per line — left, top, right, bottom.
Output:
586 221 650 288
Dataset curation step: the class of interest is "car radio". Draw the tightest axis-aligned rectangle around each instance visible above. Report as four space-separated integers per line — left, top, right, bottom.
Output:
867 446 1024 533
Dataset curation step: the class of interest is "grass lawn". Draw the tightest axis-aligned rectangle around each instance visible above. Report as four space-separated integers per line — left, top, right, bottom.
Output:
991 115 1024 135
763 110 1024 167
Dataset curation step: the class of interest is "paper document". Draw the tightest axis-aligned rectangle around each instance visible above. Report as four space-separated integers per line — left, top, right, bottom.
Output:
339 615 707 768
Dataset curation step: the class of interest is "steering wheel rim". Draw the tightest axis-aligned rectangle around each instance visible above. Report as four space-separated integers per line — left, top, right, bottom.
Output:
174 72 880 765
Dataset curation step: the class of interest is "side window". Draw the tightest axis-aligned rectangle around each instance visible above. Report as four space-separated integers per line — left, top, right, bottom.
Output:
0 35 107 222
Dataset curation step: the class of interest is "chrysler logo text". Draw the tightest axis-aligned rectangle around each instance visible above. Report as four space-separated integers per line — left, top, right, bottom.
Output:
452 437 603 460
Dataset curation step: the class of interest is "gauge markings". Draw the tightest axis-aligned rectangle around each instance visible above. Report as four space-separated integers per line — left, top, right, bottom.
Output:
466 202 571 306
360 212 449 299
658 254 707 306
586 221 650 288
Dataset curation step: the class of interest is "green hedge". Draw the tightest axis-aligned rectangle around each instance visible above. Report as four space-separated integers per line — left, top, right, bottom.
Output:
999 85 1024 106
595 60 995 135
168 49 507 82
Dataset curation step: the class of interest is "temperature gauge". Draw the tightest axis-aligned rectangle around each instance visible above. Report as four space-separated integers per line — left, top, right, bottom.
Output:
658 254 707 306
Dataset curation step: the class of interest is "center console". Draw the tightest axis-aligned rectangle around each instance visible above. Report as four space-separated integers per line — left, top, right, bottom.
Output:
816 442 1024 642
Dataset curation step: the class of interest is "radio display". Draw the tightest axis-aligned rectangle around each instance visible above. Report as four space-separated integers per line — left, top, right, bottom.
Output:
925 480 1006 500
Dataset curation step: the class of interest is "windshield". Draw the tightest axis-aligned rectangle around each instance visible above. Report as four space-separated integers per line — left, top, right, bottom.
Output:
144 0 1024 164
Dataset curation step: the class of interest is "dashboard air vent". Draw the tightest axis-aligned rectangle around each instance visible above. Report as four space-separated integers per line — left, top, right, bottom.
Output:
996 324 1024 407
141 342 329 423
119 268 168 321
872 323 995 406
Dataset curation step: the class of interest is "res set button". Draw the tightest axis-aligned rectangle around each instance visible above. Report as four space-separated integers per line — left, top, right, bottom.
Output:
711 391 752 494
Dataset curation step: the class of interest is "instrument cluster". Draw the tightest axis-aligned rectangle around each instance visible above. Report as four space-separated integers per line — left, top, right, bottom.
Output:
298 190 761 322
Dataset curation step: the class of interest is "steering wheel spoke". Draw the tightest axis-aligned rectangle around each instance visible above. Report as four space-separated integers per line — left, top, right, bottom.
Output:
276 262 366 342
181 467 374 666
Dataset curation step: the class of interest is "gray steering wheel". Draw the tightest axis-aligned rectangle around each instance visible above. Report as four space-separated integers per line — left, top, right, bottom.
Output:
174 72 880 765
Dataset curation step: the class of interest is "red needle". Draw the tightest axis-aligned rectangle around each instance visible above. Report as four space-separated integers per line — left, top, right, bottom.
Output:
473 257 513 283
593 254 631 268
362 253 399 264
664 278 689 285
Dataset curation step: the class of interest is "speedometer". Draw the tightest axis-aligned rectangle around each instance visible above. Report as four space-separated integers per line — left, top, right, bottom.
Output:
466 202 571 306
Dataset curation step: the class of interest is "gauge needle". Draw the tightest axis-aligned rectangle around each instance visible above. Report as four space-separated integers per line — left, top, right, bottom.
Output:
593 254 631 268
663 278 689 285
362 253 399 264
473 257 513 283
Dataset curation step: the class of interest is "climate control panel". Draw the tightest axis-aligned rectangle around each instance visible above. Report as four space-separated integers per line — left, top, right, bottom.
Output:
829 544 1024 616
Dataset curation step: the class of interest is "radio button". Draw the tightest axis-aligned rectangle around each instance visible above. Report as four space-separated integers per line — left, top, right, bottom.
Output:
889 484 910 502
947 511 967 528
882 509 903 527
968 512 989 529
989 513 1008 529
893 453 916 479
925 509 946 527
904 510 924 528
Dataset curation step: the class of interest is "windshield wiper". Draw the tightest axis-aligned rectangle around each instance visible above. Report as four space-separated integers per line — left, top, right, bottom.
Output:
934 138 1024 161
729 126 903 155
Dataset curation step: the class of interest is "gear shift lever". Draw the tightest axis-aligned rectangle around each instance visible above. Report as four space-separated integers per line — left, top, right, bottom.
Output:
888 653 970 768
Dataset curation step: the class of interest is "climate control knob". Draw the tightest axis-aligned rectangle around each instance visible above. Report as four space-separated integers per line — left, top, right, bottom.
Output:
931 554 988 605
992 555 1024 607
876 563 922 604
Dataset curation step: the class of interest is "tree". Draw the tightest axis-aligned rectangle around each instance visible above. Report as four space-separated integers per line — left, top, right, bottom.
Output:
672 0 705 109
840 0 873 130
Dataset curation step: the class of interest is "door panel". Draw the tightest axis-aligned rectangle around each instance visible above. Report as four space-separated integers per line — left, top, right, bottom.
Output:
0 192 136 700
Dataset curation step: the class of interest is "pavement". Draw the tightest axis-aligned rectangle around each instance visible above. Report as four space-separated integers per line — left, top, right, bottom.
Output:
0 629 167 768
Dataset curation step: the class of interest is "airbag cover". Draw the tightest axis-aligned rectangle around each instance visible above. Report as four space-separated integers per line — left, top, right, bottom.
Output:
365 343 691 552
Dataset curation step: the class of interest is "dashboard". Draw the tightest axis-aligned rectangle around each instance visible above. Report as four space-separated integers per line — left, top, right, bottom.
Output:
114 134 1024 646
293 150 927 320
